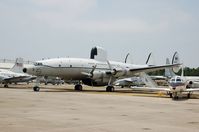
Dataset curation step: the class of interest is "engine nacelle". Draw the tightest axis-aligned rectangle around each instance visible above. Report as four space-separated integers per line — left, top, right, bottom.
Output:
92 71 107 80
113 68 128 78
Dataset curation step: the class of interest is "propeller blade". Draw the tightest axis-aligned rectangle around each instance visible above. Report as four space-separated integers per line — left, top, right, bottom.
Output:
90 64 97 75
107 60 112 70
108 76 112 86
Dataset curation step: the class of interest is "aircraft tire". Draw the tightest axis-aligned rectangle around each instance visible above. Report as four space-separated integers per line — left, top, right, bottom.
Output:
187 93 191 99
75 85 83 91
106 86 114 92
33 86 40 92
169 93 173 98
4 84 8 88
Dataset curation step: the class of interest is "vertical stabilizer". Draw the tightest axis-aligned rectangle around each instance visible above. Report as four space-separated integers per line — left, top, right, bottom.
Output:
146 52 155 66
172 52 181 73
165 58 176 78
90 46 107 62
10 58 24 73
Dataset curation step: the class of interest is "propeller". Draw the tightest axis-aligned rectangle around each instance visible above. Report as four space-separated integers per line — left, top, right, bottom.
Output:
81 64 97 78
90 64 97 78
106 60 116 86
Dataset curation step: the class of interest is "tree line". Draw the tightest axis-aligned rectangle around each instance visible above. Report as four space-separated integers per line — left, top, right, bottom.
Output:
148 67 199 76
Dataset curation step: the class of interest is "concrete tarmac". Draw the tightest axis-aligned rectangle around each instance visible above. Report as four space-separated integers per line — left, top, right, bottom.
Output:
0 84 199 132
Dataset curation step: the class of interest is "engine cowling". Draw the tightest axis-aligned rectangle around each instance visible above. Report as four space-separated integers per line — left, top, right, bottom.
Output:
92 71 107 79
113 68 128 78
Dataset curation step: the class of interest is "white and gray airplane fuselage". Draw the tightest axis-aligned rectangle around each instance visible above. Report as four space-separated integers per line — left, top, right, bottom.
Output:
25 58 150 86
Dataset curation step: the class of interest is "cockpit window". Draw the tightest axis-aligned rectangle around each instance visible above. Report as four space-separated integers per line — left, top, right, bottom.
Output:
34 62 43 66
176 78 182 82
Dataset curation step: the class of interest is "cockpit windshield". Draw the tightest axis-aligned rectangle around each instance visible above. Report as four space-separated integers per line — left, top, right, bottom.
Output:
176 78 182 82
170 76 183 83
34 62 43 66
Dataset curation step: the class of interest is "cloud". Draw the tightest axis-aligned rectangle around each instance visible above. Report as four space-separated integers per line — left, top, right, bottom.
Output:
72 19 166 33
30 0 97 26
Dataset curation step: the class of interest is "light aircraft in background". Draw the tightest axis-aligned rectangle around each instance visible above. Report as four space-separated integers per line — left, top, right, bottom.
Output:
131 75 199 99
165 52 199 88
23 46 181 92
130 52 199 99
0 58 36 87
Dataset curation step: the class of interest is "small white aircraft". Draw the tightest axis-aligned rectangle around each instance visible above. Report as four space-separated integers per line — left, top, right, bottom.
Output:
131 52 199 99
131 75 199 99
23 46 181 92
165 52 199 88
0 58 36 87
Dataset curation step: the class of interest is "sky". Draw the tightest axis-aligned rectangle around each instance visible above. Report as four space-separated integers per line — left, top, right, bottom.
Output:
0 0 199 67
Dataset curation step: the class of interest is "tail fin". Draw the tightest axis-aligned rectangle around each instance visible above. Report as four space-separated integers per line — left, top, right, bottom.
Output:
165 58 176 78
124 53 130 63
146 52 155 66
146 52 152 65
10 58 24 73
90 46 107 62
172 52 181 73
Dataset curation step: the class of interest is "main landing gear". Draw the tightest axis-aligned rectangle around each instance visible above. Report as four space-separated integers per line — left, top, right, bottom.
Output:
74 84 83 91
4 84 8 88
169 92 192 100
106 85 115 92
33 77 42 92
33 86 40 92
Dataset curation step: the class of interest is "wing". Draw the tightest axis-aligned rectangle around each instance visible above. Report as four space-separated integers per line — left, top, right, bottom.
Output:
186 88 199 92
4 76 30 82
129 64 181 74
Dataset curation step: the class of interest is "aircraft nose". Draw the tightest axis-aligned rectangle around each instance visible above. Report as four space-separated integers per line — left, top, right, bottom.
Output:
23 68 27 73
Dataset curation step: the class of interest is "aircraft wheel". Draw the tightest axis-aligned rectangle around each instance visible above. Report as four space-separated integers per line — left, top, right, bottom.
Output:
33 86 40 92
173 96 178 100
75 85 83 91
187 93 191 98
169 93 173 98
4 84 8 88
106 86 114 92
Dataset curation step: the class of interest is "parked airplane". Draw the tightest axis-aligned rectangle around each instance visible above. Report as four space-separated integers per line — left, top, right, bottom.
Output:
23 46 181 92
0 58 36 87
165 52 199 88
131 52 199 99
131 75 199 99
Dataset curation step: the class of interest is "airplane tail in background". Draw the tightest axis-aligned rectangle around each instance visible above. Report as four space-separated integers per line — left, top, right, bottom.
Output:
90 46 107 62
146 52 155 66
10 58 24 73
165 58 176 78
146 52 152 65
172 52 181 73
165 52 181 78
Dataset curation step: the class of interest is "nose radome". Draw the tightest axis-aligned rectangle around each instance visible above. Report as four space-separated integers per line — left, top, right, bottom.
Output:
23 68 27 73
